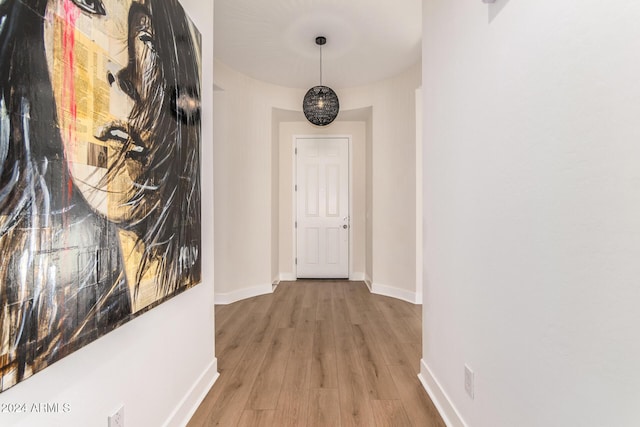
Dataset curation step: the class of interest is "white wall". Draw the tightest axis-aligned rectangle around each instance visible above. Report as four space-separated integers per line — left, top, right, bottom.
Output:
342 65 422 302
271 110 281 284
213 61 421 303
365 114 374 284
213 61 303 303
415 88 423 303
420 1 640 426
0 1 217 426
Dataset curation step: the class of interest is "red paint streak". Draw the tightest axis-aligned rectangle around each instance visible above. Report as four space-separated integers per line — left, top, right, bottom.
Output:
61 0 79 199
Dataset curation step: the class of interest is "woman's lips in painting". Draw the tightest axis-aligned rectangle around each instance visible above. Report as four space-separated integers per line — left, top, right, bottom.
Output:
95 122 148 160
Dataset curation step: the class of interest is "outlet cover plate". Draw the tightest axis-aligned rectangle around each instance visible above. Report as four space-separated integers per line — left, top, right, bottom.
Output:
464 365 475 399
108 405 124 427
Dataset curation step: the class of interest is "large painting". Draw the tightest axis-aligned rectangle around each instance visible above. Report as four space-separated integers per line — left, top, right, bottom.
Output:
0 0 201 391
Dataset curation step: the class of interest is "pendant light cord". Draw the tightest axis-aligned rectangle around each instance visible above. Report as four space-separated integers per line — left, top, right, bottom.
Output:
319 44 323 86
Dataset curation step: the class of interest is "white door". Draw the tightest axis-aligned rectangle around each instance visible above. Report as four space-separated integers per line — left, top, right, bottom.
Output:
296 137 349 278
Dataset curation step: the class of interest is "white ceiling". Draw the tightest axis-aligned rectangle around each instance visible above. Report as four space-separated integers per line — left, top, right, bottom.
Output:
214 0 422 90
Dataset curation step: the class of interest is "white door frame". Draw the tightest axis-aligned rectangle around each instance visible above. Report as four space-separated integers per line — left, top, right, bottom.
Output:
292 135 353 279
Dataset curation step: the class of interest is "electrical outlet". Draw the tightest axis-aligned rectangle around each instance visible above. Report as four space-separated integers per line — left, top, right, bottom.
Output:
108 405 124 427
464 365 475 399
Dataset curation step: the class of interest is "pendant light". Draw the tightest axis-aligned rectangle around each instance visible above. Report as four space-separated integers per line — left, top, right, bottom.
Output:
303 36 339 126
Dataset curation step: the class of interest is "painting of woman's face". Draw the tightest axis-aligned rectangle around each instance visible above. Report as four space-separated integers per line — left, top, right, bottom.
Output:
43 0 164 223
0 0 200 393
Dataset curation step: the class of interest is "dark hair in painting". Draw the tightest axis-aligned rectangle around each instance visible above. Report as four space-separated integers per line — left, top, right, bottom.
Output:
0 0 97 386
104 0 202 297
0 0 59 216
0 0 201 391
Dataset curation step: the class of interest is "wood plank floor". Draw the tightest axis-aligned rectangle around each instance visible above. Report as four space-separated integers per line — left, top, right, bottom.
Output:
188 280 445 427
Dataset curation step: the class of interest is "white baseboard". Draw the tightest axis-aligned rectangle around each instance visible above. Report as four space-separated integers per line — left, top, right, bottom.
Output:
164 358 219 427
279 273 297 282
276 273 366 282
214 283 273 305
418 359 466 427
371 282 419 304
364 275 373 291
349 272 366 281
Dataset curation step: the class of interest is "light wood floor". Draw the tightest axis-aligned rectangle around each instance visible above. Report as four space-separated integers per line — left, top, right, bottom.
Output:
188 280 445 427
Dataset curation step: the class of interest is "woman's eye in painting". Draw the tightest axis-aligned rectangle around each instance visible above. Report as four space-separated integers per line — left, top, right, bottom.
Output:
134 13 156 51
71 0 106 16
138 33 156 51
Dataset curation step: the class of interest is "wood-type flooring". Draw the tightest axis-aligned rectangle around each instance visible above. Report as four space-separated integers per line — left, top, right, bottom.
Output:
188 280 446 427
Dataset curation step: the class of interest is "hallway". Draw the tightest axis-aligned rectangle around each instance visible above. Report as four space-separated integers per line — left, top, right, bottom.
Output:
188 281 445 426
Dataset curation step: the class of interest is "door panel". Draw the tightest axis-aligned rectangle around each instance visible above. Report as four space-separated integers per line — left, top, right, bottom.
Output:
305 165 319 216
326 165 340 216
296 138 349 278
305 228 320 264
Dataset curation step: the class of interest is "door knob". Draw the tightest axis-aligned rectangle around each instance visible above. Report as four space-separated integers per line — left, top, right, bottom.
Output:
343 225 348 229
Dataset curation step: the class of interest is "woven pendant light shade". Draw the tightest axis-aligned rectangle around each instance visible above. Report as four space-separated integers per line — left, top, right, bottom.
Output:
302 36 339 126
303 85 339 126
